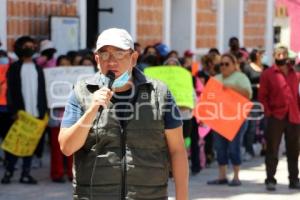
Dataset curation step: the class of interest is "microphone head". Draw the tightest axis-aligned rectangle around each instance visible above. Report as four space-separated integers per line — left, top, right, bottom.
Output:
106 70 115 80
106 70 115 89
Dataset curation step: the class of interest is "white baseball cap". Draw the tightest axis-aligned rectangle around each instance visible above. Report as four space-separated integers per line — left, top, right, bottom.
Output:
40 39 55 52
95 28 134 52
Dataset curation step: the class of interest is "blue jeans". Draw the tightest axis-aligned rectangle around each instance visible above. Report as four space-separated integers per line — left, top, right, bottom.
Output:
213 121 248 166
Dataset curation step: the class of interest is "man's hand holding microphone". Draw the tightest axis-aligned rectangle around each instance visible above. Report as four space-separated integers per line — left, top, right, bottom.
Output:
89 70 115 114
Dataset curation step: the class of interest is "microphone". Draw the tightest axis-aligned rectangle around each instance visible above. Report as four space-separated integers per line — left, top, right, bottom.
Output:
98 70 115 112
106 70 116 90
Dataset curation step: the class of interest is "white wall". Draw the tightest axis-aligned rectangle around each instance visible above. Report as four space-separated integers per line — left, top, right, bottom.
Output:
217 0 225 53
0 0 7 49
280 25 290 49
163 0 171 47
98 0 132 37
265 0 274 66
223 0 241 51
274 17 290 48
77 0 86 49
130 0 137 41
170 0 193 55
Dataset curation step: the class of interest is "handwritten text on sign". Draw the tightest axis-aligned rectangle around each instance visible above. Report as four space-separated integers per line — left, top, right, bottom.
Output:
1 111 48 156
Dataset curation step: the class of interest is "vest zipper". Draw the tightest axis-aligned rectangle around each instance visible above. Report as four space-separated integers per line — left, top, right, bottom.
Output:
120 127 126 200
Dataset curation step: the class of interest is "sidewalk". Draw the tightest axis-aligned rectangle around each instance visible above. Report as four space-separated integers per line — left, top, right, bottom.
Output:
0 150 300 200
170 155 300 200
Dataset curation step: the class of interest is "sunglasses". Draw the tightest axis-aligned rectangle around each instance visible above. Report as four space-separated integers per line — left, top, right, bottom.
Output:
220 62 230 67
97 50 132 61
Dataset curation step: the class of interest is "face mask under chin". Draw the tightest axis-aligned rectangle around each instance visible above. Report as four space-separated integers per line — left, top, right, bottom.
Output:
99 70 131 89
99 54 134 89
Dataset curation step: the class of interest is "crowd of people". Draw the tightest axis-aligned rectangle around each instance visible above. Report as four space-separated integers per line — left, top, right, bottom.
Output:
0 32 300 194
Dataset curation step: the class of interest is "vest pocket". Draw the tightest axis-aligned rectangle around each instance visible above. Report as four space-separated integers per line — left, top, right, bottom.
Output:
126 148 169 186
91 150 122 185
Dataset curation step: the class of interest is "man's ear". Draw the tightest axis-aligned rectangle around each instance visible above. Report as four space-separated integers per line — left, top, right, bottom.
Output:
131 51 139 67
94 54 101 71
94 54 99 63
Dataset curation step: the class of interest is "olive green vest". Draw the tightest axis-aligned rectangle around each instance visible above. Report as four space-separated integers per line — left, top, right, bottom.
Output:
73 70 170 200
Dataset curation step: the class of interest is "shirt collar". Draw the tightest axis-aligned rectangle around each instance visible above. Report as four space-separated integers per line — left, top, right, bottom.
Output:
132 67 151 87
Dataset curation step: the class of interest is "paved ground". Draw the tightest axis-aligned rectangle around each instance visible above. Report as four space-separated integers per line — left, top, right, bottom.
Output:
0 149 300 200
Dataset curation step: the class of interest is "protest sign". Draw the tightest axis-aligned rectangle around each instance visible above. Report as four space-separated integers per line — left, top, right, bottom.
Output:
144 66 194 109
43 66 94 108
1 111 48 156
0 64 9 106
195 78 253 141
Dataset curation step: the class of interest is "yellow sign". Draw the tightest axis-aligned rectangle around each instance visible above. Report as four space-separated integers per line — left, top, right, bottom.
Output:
1 111 48 157
144 66 194 109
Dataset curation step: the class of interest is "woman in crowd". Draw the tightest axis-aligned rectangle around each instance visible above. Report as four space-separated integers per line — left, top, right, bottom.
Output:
48 56 73 183
243 48 265 160
207 53 252 186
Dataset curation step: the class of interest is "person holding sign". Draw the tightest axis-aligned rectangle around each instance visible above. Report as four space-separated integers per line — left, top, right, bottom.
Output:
207 53 252 186
59 28 189 200
259 46 300 191
1 36 47 185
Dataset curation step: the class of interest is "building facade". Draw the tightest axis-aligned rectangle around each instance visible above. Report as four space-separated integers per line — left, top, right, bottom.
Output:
0 0 274 56
275 0 300 53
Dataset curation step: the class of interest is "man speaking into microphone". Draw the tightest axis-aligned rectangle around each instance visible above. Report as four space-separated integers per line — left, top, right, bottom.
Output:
58 28 189 200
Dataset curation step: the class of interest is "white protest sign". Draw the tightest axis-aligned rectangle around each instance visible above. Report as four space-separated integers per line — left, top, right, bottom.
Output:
44 66 95 108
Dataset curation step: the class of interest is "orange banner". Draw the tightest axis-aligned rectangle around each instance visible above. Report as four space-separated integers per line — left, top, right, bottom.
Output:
0 64 9 106
195 78 253 141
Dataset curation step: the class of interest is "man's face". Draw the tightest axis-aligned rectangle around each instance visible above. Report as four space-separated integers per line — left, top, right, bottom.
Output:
274 49 288 60
95 46 138 78
229 39 239 51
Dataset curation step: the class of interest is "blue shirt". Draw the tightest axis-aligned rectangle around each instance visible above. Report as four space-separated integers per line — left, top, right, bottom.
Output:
61 90 182 129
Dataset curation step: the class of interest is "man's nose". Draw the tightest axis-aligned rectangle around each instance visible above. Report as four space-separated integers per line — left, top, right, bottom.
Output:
278 54 285 59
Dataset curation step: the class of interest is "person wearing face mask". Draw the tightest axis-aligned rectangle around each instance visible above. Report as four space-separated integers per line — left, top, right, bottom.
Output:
137 45 160 71
1 36 47 185
259 46 300 191
58 28 189 200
